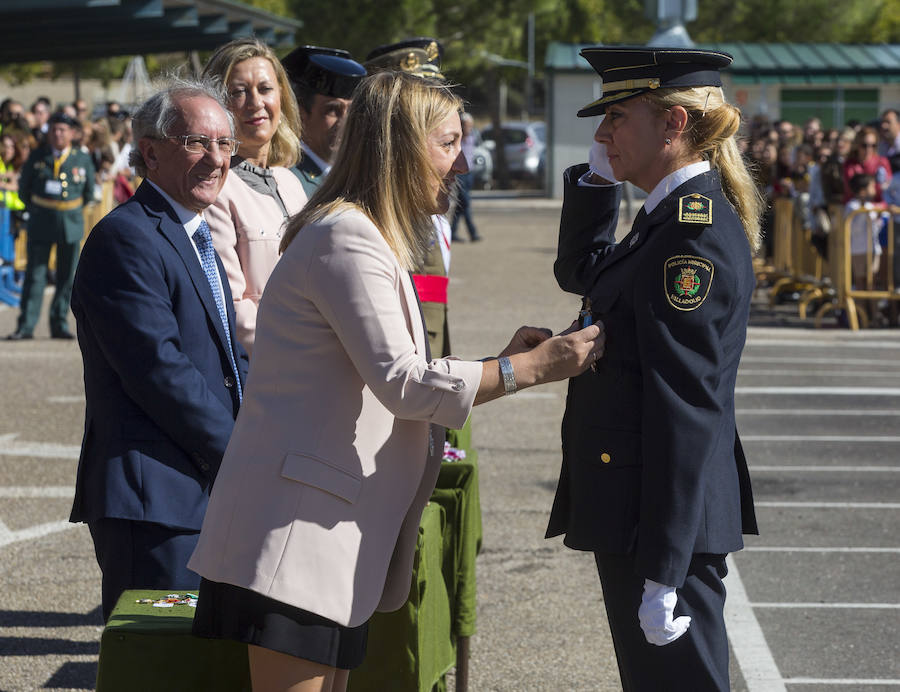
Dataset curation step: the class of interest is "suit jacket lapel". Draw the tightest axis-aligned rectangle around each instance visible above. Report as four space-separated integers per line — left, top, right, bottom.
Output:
135 183 233 354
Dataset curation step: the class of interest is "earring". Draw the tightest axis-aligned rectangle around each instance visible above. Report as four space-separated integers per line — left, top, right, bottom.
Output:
665 137 672 145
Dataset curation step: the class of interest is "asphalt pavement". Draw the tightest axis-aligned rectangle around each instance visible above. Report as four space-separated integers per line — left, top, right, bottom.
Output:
0 194 898 691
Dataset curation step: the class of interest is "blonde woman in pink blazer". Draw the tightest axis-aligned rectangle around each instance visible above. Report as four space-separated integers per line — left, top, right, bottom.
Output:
188 71 604 692
202 39 308 354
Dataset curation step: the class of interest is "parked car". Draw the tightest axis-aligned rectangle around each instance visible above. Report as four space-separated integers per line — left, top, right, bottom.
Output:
470 128 493 190
480 121 546 184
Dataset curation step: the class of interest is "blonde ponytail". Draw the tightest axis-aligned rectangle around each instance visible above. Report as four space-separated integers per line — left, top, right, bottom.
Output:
645 87 763 252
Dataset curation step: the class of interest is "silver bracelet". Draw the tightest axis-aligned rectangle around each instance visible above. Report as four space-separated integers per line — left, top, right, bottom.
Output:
498 356 517 395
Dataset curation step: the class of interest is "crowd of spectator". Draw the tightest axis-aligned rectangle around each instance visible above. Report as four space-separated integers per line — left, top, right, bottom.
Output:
741 109 900 287
0 95 138 222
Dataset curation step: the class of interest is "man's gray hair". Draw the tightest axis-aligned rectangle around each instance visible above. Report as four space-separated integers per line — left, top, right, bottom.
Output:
128 76 234 177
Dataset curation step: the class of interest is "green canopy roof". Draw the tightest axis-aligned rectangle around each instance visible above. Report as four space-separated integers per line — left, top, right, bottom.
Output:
0 0 302 64
545 42 900 84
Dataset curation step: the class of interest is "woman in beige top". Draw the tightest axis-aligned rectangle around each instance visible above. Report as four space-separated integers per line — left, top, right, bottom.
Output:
202 38 308 353
189 71 605 691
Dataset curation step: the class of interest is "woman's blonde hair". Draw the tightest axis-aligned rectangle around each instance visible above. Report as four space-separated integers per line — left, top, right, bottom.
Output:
643 87 763 252
280 71 463 270
202 38 302 168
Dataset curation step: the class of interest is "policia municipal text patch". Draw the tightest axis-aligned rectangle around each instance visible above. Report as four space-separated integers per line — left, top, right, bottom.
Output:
677 193 712 224
664 255 714 311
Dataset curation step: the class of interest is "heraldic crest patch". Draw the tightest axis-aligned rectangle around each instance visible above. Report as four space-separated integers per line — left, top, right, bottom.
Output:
664 254 714 311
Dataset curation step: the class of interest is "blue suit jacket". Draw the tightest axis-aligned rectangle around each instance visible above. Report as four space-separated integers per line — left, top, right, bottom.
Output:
69 181 249 531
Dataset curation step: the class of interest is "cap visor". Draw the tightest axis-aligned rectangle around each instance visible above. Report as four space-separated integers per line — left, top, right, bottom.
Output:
576 89 644 117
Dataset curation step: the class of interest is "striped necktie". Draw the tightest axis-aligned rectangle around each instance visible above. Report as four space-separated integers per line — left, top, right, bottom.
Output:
192 220 242 403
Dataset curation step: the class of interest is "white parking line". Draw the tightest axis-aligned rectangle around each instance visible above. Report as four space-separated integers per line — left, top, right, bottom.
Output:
0 518 76 549
753 603 899 609
47 395 84 404
756 501 900 509
784 678 900 685
744 547 900 553
750 466 900 472
742 355 900 366
739 370 900 377
746 339 900 349
0 486 74 498
0 433 80 459
743 435 900 442
723 554 787 692
736 387 900 395
738 409 900 416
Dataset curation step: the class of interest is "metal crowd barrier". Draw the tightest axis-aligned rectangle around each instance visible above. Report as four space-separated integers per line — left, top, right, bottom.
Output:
815 207 899 330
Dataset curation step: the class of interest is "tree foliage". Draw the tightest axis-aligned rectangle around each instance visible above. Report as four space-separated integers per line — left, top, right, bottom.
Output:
1 0 896 98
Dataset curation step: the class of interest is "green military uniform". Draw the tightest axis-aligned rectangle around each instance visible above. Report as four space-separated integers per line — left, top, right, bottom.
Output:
416 230 451 358
289 151 325 198
15 142 95 336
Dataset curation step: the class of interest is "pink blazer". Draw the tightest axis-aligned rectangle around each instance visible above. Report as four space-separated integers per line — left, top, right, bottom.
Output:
188 208 484 627
206 166 308 353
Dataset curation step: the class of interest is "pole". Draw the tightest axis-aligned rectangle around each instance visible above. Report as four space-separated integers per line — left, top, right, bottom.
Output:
526 12 535 118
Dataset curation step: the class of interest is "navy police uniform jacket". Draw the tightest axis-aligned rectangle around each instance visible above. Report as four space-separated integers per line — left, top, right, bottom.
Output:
289 152 324 198
547 164 758 588
69 182 249 531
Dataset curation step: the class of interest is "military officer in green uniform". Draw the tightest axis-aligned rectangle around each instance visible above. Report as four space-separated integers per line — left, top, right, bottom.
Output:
280 46 366 197
365 37 454 357
8 112 95 340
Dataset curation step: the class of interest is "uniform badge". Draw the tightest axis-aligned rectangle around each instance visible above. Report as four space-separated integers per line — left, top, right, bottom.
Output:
664 254 714 311
402 51 421 71
677 193 712 225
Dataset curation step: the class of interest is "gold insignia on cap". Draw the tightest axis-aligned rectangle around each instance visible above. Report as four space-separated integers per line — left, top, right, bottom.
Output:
677 193 713 224
425 41 439 61
664 254 714 311
401 51 421 71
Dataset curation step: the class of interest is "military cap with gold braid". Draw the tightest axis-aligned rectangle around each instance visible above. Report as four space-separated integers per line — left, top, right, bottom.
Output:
365 37 445 82
577 46 733 117
281 45 367 100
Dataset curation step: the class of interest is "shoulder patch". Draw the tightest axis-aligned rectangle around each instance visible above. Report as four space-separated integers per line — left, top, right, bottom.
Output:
664 254 714 311
677 193 712 225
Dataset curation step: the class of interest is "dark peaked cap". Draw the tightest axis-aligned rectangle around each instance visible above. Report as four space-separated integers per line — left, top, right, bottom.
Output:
281 45 366 100
365 37 445 81
48 112 79 128
577 46 732 117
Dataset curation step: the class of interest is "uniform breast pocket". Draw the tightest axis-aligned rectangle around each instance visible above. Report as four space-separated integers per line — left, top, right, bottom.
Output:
281 452 362 504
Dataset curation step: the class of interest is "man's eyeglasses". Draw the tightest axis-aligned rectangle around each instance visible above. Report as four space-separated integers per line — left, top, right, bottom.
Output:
163 134 241 156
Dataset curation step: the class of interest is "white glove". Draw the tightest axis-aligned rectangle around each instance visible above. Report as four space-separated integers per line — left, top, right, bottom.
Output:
588 140 618 183
638 578 692 646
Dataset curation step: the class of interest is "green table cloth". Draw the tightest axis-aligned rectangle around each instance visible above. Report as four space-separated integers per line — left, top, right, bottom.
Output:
96 589 250 692
348 501 453 691
432 452 482 638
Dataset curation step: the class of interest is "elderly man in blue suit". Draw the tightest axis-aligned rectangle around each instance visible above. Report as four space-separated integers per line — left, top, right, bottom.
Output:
69 78 249 621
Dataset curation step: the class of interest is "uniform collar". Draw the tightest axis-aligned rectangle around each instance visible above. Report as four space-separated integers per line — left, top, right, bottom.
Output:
300 141 330 176
643 161 710 215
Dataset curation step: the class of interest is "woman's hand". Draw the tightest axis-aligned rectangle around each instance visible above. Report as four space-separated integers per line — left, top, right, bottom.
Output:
524 322 605 384
498 325 553 358
473 322 605 405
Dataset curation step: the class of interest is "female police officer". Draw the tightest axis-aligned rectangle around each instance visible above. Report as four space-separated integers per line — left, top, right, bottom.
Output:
547 47 762 691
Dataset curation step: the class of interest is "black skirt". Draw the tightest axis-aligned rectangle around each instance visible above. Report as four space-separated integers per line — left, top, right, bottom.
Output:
192 578 369 670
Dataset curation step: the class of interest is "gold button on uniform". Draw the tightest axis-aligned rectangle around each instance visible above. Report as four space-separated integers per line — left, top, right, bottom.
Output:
600 453 611 464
